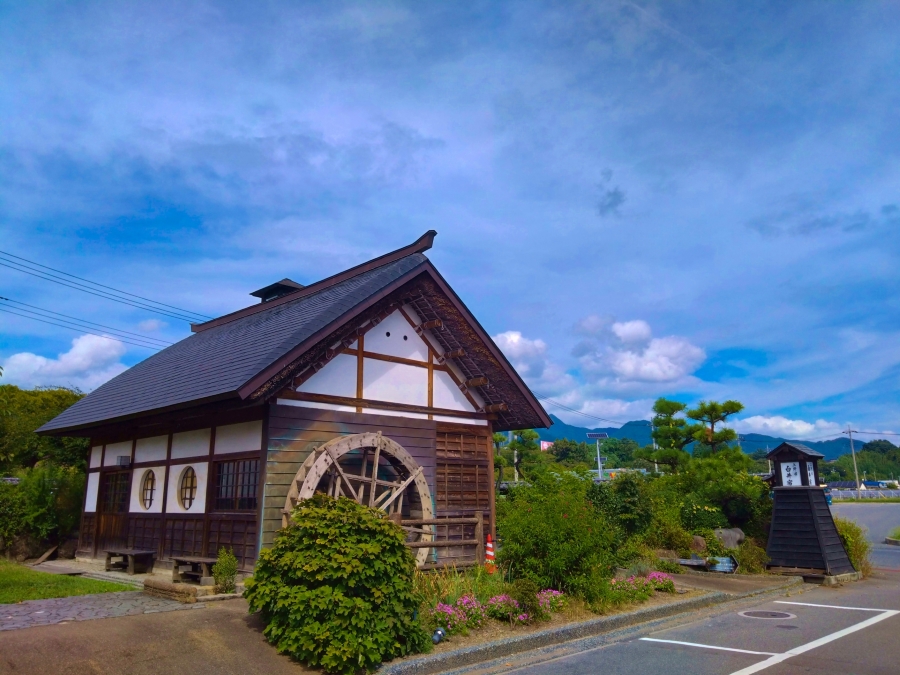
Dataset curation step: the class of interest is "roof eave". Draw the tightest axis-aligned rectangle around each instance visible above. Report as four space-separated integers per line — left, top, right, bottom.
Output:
35 391 243 437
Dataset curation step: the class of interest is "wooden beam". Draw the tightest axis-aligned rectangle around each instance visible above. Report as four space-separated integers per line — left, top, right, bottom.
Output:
443 348 465 360
277 390 494 420
465 376 489 388
416 319 442 332
482 403 508 413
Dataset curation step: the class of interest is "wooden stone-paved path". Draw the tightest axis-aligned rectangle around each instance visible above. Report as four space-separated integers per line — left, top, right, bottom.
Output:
1 591 203 631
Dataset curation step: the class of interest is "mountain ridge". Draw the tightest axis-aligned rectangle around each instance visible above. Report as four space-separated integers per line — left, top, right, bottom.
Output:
536 414 857 460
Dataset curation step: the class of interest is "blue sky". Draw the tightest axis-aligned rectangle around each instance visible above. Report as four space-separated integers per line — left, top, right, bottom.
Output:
1 1 899 440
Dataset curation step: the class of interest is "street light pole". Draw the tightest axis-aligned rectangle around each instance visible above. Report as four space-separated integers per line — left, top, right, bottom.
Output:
843 427 861 500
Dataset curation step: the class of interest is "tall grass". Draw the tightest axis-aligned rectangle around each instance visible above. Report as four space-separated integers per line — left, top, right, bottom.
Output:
834 516 873 577
414 565 510 607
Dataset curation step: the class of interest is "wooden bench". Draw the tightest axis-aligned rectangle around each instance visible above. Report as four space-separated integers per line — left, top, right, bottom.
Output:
171 556 218 584
104 549 155 575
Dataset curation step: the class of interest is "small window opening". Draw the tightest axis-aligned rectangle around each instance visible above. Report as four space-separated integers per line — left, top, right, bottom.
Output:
386 331 391 337
141 470 156 510
180 466 198 510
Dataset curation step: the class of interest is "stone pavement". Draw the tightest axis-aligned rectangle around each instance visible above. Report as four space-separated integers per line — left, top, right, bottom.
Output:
0 591 204 632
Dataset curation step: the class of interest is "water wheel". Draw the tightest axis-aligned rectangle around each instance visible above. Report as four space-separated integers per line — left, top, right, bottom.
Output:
282 431 435 565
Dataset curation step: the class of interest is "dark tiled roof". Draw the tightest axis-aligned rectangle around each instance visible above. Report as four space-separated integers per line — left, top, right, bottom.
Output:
38 254 427 434
766 441 825 459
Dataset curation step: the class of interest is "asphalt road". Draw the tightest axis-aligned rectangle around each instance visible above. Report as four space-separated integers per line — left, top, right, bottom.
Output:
473 572 900 675
831 502 900 570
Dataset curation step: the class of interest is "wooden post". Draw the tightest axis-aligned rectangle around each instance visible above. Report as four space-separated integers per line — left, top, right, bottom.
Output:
475 510 484 565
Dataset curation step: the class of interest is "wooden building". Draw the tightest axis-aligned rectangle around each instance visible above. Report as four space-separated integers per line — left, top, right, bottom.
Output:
765 442 855 577
38 232 551 570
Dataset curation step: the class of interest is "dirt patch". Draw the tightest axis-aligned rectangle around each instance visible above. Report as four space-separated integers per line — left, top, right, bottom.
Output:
420 589 704 657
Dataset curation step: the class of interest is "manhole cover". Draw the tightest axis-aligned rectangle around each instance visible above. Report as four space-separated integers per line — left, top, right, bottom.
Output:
739 610 796 620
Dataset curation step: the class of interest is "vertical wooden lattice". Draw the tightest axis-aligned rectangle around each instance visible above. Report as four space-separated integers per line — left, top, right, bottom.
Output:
434 425 491 566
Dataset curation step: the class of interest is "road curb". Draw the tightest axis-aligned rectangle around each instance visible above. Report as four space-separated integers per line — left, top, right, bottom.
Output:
379 577 804 675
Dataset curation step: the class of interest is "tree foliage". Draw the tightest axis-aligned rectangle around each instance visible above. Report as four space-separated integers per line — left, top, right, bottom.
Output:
0 385 89 473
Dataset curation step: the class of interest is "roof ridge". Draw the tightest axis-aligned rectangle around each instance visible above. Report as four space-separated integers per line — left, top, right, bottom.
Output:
191 231 437 333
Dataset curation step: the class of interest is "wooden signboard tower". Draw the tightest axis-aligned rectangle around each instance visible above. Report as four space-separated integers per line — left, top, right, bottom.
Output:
765 442 855 577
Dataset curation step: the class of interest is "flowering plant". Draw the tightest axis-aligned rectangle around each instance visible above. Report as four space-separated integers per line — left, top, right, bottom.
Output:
647 572 675 593
429 603 467 635
455 594 487 628
537 589 566 613
486 594 529 624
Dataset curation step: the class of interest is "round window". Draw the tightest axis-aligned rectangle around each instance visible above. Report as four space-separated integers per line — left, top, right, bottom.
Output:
180 466 198 510
140 470 156 510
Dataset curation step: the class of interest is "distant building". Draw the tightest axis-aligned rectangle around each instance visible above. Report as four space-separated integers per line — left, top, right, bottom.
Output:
827 481 866 490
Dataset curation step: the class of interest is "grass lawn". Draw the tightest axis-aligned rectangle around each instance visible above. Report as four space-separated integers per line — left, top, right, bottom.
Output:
0 559 133 604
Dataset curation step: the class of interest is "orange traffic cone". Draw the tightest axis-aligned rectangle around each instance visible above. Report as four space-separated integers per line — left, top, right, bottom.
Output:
485 534 496 574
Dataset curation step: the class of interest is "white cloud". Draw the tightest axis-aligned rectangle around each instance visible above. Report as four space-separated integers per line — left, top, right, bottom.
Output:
611 320 652 343
493 330 575 395
575 318 706 384
1 334 128 391
732 415 843 440
493 331 548 378
138 319 167 331
609 336 706 382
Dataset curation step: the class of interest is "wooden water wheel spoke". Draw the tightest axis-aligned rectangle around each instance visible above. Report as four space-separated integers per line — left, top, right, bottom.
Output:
379 467 422 512
368 444 382 508
283 432 435 566
324 447 360 502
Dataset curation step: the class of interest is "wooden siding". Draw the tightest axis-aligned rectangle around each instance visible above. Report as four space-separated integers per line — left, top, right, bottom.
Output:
767 487 855 575
264 404 438 547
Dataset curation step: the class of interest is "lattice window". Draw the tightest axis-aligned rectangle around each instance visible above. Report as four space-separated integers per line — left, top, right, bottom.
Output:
141 470 156 509
179 467 198 510
214 459 259 511
101 472 130 514
435 429 491 514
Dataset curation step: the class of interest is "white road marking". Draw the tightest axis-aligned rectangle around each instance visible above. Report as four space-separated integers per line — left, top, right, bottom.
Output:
727 608 900 675
639 638 777 656
775 600 890 612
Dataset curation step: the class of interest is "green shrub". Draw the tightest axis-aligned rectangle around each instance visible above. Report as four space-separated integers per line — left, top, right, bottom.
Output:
834 516 872 577
589 473 653 537
732 539 769 574
653 558 683 575
680 495 728 532
498 472 615 593
212 547 238 593
889 527 900 541
244 495 430 674
510 578 545 621
0 482 26 552
17 464 85 542
698 529 727 557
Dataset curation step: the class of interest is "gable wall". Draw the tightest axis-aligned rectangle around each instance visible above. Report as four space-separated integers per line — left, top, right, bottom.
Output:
292 307 486 423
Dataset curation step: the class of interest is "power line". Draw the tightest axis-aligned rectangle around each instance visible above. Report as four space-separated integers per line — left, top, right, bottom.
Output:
534 394 628 426
0 249 212 320
0 254 211 323
0 307 164 351
0 297 174 347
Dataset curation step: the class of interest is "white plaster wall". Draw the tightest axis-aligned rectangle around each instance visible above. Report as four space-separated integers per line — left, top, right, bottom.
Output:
103 441 132 467
129 466 166 513
135 435 168 463
165 462 208 514
84 472 100 512
433 415 489 426
433 370 476 411
363 359 428 405
277 398 356 413
89 446 103 468
170 428 211 460
214 421 262 455
297 353 357 397
364 311 428 361
361 407 429 420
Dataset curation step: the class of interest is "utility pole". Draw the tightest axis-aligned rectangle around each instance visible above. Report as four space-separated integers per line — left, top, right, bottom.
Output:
513 449 518 483
843 426 861 500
